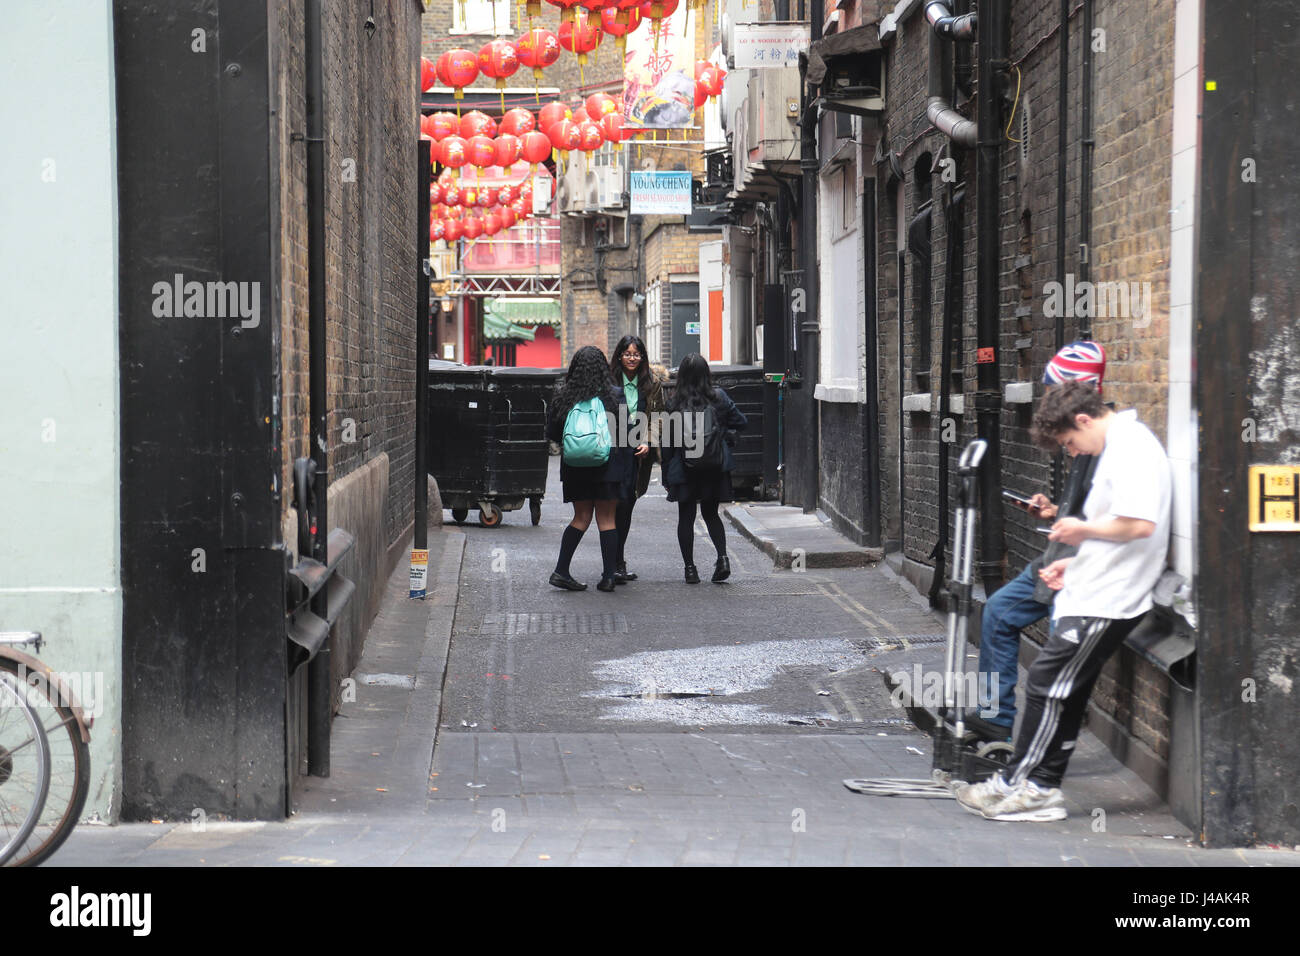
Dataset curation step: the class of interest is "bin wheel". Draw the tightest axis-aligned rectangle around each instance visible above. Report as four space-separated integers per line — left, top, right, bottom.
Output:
975 741 1015 762
529 498 542 525
479 504 503 527
451 507 468 524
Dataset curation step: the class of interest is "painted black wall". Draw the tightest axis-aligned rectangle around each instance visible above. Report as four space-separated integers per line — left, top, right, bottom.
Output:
116 0 287 819
1197 0 1300 846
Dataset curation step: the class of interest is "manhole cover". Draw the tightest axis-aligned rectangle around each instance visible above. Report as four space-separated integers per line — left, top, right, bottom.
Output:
480 613 629 636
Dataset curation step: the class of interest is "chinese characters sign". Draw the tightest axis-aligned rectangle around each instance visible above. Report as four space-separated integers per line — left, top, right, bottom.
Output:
623 6 696 129
733 22 808 69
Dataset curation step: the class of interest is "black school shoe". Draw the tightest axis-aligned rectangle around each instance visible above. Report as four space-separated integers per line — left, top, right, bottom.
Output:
614 562 637 583
684 563 700 584
711 556 730 582
549 571 587 591
596 575 617 592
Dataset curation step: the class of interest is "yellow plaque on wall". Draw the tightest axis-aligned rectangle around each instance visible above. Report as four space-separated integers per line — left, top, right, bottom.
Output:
1248 465 1300 531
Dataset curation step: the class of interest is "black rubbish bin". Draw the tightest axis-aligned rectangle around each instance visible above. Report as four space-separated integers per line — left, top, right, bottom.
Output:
664 363 766 499
427 360 562 527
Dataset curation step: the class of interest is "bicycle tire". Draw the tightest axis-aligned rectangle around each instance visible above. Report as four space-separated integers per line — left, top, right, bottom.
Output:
0 672 50 866
0 659 90 867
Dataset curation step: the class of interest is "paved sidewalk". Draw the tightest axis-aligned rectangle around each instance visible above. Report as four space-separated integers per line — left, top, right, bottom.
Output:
725 503 883 568
50 470 1300 866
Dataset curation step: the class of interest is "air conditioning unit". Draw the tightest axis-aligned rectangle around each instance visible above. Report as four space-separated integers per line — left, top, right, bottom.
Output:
597 166 625 208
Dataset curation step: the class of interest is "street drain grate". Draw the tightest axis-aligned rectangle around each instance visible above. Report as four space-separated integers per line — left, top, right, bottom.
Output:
480 612 629 636
854 633 948 650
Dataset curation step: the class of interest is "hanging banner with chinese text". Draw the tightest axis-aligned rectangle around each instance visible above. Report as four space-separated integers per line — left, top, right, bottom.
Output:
623 7 696 129
630 171 693 215
733 22 809 69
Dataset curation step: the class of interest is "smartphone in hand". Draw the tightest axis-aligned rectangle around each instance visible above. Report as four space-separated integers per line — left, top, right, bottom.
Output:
1001 489 1037 512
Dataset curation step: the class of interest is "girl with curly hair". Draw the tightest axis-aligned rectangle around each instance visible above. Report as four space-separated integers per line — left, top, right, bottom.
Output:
608 335 666 583
546 345 636 592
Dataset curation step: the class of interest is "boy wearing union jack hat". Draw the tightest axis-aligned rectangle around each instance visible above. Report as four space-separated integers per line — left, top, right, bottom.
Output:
964 342 1111 744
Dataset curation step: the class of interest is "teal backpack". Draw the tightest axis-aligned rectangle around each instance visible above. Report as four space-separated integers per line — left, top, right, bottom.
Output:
562 396 612 467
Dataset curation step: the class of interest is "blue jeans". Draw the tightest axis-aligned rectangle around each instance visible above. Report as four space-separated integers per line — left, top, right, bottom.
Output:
978 563 1049 728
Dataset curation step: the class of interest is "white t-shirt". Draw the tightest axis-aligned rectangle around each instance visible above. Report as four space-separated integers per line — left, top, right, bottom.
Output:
1052 414 1171 621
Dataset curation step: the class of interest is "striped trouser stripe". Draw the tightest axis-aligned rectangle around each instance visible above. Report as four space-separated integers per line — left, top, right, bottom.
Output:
1010 618 1110 787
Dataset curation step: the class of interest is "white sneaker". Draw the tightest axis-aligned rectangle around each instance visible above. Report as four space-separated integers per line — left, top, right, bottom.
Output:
954 773 1015 817
982 779 1068 822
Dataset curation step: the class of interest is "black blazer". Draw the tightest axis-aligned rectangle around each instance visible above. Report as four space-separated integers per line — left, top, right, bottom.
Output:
548 386 635 485
661 387 748 484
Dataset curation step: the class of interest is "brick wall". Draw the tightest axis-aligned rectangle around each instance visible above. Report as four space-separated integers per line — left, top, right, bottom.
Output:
274 0 423 677
870 0 1176 760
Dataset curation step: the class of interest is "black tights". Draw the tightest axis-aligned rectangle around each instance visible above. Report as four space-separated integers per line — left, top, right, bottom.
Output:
677 500 726 564
615 496 635 565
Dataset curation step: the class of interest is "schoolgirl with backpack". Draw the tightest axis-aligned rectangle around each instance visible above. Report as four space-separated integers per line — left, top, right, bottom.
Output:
660 354 748 584
546 345 636 593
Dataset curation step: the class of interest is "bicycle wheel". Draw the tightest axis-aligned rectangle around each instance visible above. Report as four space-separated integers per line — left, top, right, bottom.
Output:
0 659 90 866
0 673 49 866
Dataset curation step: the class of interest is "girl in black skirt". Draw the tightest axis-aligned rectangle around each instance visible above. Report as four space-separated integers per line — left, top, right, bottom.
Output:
661 354 748 583
609 334 664 584
546 345 636 593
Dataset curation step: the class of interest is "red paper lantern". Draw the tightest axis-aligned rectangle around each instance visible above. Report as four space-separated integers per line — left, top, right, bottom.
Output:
435 49 479 100
493 134 522 172
599 111 628 145
459 110 497 140
693 78 709 109
477 39 520 89
544 0 585 24
461 186 479 207
559 11 603 66
477 187 499 209
520 130 553 166
429 112 460 141
516 28 561 80
585 93 618 121
499 184 519 205
462 217 484 240
430 182 445 205
445 219 465 242
421 57 436 93
467 134 497 169
579 0 615 10
695 61 724 99
439 135 469 169
538 101 571 135
499 108 537 138
501 206 518 229
430 219 446 242
547 118 581 154
600 5 641 51
443 184 462 207
577 120 604 152
638 0 679 20
484 212 504 236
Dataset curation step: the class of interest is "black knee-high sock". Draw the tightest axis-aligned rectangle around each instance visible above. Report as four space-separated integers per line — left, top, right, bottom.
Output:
677 501 697 564
598 528 619 579
556 524 584 576
615 498 635 564
700 502 727 558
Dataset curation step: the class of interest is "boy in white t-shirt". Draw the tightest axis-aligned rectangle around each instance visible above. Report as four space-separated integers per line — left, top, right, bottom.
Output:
956 381 1171 822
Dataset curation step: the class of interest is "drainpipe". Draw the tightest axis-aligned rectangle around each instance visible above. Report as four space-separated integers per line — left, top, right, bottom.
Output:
305 0 330 776
974 0 1010 597
1052 0 1070 499
796 10 822 512
1078 0 1094 340
926 3 977 148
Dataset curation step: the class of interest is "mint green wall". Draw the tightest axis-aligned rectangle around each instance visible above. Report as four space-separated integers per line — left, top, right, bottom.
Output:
0 1 121 822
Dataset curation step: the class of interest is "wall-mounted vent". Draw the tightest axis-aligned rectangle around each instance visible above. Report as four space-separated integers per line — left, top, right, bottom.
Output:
1019 100 1031 168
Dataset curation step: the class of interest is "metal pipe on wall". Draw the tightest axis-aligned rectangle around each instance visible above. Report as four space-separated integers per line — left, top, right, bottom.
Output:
974 0 1009 597
1078 0 1094 340
305 0 330 776
415 143 430 553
